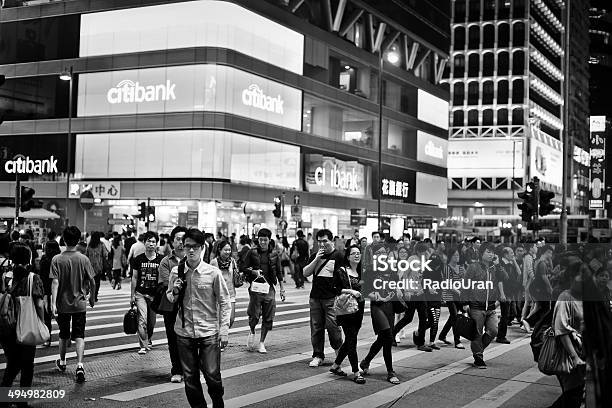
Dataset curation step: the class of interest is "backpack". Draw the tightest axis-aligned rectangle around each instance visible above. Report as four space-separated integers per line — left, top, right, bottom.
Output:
530 308 554 362
0 291 16 339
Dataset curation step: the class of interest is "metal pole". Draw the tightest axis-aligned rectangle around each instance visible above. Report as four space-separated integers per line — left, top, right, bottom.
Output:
512 140 516 215
146 197 150 231
281 192 286 238
65 66 73 228
377 50 383 232
14 173 20 231
560 0 570 245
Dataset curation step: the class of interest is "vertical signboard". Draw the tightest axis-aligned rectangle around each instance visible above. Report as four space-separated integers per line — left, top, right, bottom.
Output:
589 117 606 210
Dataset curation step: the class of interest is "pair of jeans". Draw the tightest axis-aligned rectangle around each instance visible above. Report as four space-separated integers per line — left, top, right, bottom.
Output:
439 301 461 344
163 309 182 376
363 328 394 373
293 262 305 288
497 301 510 340
176 334 223 408
551 366 585 408
1 338 36 387
309 297 343 359
135 292 156 348
393 301 428 339
468 308 498 358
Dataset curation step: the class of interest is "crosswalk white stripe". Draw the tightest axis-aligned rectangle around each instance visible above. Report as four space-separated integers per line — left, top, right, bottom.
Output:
459 366 545 408
333 337 532 408
0 316 318 370
103 337 383 402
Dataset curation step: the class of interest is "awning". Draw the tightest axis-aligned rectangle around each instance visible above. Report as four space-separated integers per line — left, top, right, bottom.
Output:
0 207 60 220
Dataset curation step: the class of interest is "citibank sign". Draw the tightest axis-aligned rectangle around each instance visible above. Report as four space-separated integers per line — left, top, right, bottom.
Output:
241 84 284 114
107 80 176 104
305 154 366 197
5 156 58 175
315 165 360 192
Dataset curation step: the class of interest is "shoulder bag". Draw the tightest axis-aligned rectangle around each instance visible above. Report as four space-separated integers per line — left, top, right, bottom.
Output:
250 275 270 294
232 259 244 288
333 268 359 316
16 273 50 346
453 313 478 341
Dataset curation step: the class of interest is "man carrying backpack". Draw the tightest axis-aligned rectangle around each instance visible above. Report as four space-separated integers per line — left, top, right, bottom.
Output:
167 228 231 408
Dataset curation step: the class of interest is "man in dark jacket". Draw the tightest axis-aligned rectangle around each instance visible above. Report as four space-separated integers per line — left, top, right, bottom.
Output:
239 228 285 354
463 242 500 369
291 230 309 289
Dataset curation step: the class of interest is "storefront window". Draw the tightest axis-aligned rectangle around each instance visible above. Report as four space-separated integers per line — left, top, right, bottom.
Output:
329 56 375 101
0 75 71 121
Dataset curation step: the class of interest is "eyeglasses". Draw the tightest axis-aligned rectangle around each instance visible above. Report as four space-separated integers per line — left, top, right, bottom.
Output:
184 244 201 251
316 240 329 244
349 252 361 256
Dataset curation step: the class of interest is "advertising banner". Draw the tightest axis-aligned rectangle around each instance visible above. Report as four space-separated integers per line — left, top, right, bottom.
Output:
304 154 367 198
373 166 416 204
447 138 524 178
416 131 447 168
415 172 447 207
589 127 606 210
350 208 367 226
530 138 563 188
80 0 304 75
77 65 303 130
417 89 449 130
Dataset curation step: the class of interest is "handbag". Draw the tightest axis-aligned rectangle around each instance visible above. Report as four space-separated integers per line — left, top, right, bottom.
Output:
151 284 175 314
538 327 576 375
250 275 270 294
232 259 244 288
123 303 138 335
454 313 478 341
333 268 360 316
16 273 50 346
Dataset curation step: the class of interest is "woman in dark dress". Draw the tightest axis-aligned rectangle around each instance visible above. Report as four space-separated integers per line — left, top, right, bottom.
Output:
329 244 366 384
38 240 61 347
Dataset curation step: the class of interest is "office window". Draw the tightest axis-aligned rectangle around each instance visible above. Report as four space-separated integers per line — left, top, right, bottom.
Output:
483 53 494 76
468 26 480 48
498 23 510 47
498 51 509 75
497 108 508 125
467 109 479 126
482 81 494 104
513 22 525 46
455 0 467 21
453 110 465 126
468 81 479 105
512 108 524 125
454 26 466 49
468 54 480 76
497 80 509 104
482 109 494 125
453 54 465 77
512 79 524 103
483 25 495 48
512 50 525 75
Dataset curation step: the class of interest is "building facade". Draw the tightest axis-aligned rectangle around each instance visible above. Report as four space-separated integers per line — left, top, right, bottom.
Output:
0 0 450 240
445 0 590 238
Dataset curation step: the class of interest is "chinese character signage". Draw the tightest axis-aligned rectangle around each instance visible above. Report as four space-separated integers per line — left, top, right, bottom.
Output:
70 182 121 200
589 126 606 210
374 166 416 204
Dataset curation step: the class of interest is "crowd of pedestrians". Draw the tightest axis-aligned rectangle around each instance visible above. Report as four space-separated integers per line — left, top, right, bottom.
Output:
1 225 611 408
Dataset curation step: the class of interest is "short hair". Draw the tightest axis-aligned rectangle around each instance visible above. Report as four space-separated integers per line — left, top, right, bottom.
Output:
258 228 272 238
414 242 429 254
296 230 304 238
316 229 333 241
10 242 32 280
137 234 146 242
372 231 381 238
239 235 250 246
143 231 159 243
479 242 495 256
62 226 81 247
537 244 554 258
203 233 214 241
170 226 189 243
182 228 205 246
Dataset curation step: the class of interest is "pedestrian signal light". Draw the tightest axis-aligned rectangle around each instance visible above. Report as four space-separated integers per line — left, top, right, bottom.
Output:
138 202 146 220
539 190 555 217
272 196 281 218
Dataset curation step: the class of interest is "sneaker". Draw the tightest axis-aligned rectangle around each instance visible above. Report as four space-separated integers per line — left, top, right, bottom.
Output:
170 374 183 383
455 343 465 349
359 360 370 375
246 333 255 351
258 343 267 354
417 345 433 352
138 348 147 355
429 343 441 350
76 366 85 383
496 338 511 344
309 357 324 367
473 356 487 369
521 320 532 333
55 359 66 373
148 339 153 348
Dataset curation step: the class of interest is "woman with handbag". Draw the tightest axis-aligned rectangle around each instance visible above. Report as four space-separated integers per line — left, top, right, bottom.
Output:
329 244 366 384
210 240 240 329
38 240 61 347
1 243 45 392
438 246 465 349
546 260 586 408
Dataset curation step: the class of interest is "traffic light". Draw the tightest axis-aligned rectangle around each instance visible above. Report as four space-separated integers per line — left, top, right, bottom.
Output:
539 190 555 217
147 206 155 223
272 196 281 218
517 181 537 223
138 202 146 220
20 186 42 212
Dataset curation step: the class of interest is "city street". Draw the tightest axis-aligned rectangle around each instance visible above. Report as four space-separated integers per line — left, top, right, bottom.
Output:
1 282 561 408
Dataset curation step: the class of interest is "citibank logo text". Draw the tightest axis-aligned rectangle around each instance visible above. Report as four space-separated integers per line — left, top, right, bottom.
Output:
106 80 177 104
315 165 360 192
424 140 444 159
5 156 58 175
241 84 284 114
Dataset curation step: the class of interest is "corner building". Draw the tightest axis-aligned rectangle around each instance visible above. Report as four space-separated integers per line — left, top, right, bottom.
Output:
0 0 450 239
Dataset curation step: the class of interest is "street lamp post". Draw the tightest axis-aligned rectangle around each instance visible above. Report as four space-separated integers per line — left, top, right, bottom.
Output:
560 0 571 244
60 66 73 227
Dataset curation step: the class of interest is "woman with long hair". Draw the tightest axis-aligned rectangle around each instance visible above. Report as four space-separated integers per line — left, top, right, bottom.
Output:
210 240 237 331
359 241 401 385
423 253 444 350
438 245 466 349
38 240 61 346
86 232 108 302
329 244 366 384
111 236 126 290
1 243 45 391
